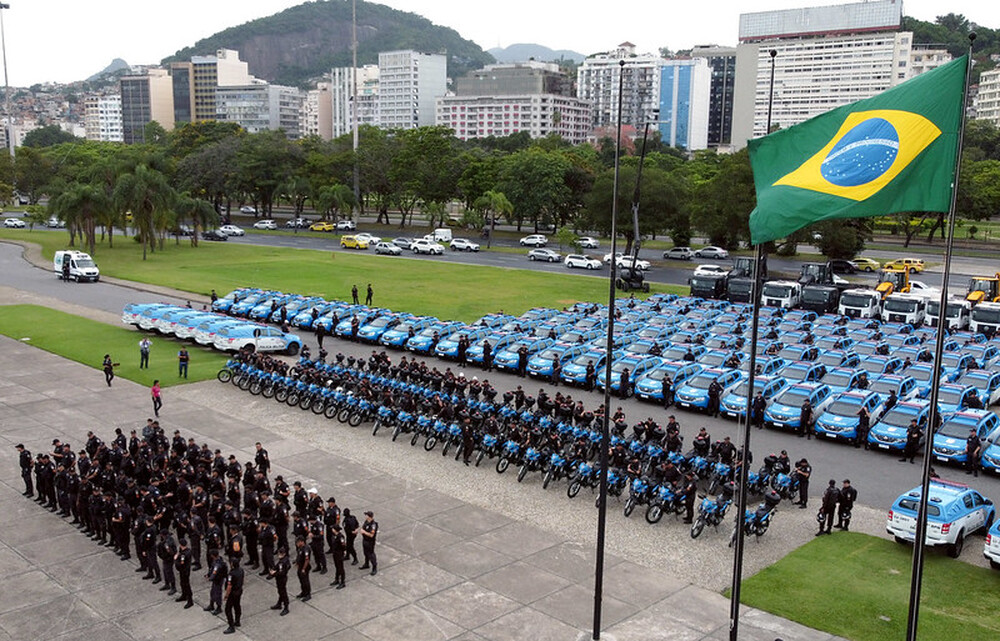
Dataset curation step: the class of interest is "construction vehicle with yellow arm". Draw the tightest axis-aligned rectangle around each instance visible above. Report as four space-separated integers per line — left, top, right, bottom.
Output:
966 274 1000 305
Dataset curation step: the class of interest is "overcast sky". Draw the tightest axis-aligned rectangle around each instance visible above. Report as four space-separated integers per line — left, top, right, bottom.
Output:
6 0 999 86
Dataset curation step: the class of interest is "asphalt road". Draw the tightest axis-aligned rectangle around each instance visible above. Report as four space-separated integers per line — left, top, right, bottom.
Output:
225 227 982 293
3 240 999 512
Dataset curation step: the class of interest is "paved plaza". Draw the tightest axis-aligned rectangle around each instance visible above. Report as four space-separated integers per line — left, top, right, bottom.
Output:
0 334 849 641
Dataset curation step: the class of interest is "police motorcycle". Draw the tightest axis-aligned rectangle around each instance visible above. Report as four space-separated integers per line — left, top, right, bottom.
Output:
729 489 781 547
645 482 686 524
690 481 735 539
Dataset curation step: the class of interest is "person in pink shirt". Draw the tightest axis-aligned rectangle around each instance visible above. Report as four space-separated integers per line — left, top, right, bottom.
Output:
151 380 162 417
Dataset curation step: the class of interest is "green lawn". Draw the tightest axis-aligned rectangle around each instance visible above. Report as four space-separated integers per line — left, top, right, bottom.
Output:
739 532 1000 641
0 230 686 323
0 304 229 388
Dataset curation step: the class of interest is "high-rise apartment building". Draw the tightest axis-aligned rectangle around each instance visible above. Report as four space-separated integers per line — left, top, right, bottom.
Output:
331 64 380 138
908 46 952 79
215 83 304 139
731 0 911 148
83 94 123 142
302 82 333 140
192 49 252 122
377 51 447 129
976 69 1000 128
691 46 736 149
120 68 175 144
657 59 711 150
577 43 665 130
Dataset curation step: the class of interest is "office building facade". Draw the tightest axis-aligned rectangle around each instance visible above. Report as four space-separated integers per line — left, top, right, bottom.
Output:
215 83 304 139
120 69 174 144
976 69 1000 128
192 49 252 122
455 61 573 97
658 58 711 150
83 94 123 142
691 46 736 148
331 64 380 138
731 0 911 148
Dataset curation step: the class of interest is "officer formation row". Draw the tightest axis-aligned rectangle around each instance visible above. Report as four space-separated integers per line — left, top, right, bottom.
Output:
14 424 378 635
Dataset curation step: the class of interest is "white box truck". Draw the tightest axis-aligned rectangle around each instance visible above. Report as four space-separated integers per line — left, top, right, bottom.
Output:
882 293 927 326
838 288 882 319
54 250 100 282
760 280 801 309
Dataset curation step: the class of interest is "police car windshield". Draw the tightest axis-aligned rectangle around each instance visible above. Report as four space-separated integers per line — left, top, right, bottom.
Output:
828 399 863 416
367 317 391 328
572 354 599 367
626 342 653 354
774 387 810 405
559 331 583 342
418 327 441 338
938 389 964 405
938 418 976 438
909 367 932 382
664 347 693 360
823 371 853 387
869 380 899 395
687 374 719 390
881 407 920 428
781 366 810 382
699 353 726 367
537 348 562 360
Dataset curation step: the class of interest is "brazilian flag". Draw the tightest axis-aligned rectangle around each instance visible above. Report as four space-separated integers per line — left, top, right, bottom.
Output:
748 55 968 245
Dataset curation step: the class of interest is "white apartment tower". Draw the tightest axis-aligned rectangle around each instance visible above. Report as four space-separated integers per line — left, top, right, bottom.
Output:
976 69 1000 128
731 0 912 148
377 51 447 130
331 64 380 137
302 82 333 140
84 94 123 142
577 43 665 130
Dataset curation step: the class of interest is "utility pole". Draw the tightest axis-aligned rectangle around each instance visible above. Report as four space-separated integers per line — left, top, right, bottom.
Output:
0 3 14 158
351 0 360 215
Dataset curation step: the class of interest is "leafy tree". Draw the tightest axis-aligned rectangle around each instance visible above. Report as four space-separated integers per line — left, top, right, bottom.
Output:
554 225 578 253
689 149 755 249
13 147 53 204
234 130 304 216
23 205 48 230
813 219 870 259
173 193 217 246
958 158 1000 221
584 165 687 253
356 126 399 224
496 148 571 231
175 138 239 215
315 184 355 220
168 121 242 159
390 126 463 220
21 125 79 148
472 189 513 247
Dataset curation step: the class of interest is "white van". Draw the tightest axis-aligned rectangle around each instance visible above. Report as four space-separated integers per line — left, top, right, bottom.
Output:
54 250 100 282
838 288 882 319
431 228 453 243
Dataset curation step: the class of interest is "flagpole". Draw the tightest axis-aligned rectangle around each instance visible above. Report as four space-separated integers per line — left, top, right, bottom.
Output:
728 47 776 641
905 34 974 641
592 57 625 641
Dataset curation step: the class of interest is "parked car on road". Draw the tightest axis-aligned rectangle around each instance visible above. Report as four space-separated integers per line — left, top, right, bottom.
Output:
693 264 728 277
239 205 257 214
663 247 694 260
341 235 369 250
374 241 402 255
450 238 480 252
309 222 335 232
528 248 561 262
252 219 277 230
335 220 357 231
411 238 445 255
202 230 228 241
694 246 729 259
853 257 880 272
520 234 548 247
219 224 245 236
564 254 602 270
356 232 381 246
3 217 25 228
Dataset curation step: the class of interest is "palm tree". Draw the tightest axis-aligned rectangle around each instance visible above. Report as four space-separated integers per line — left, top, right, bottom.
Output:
113 164 174 260
315 184 356 221
473 190 513 248
174 194 217 247
49 183 108 256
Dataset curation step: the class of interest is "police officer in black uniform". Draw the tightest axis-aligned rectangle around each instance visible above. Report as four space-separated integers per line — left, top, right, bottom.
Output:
817 479 840 536
342 508 359 565
900 419 921 463
835 479 858 531
681 472 698 524
310 516 327 574
16 444 33 496
966 429 983 477
359 510 379 575
222 560 244 634
270 547 291 615
295 536 312 601
330 524 347 589
794 458 812 509
205 550 227 614
175 538 194 608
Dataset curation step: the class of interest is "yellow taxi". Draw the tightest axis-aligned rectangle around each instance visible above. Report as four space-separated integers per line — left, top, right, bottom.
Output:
883 257 925 273
309 221 335 232
340 234 369 250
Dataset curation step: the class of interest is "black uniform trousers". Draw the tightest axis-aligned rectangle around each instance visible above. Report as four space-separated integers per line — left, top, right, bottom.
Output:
225 590 242 627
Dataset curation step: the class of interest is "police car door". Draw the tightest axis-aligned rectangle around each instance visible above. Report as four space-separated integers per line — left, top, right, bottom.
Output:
258 328 284 352
964 493 986 533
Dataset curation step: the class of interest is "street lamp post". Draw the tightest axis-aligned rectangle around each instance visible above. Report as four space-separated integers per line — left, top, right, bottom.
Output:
0 3 12 158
